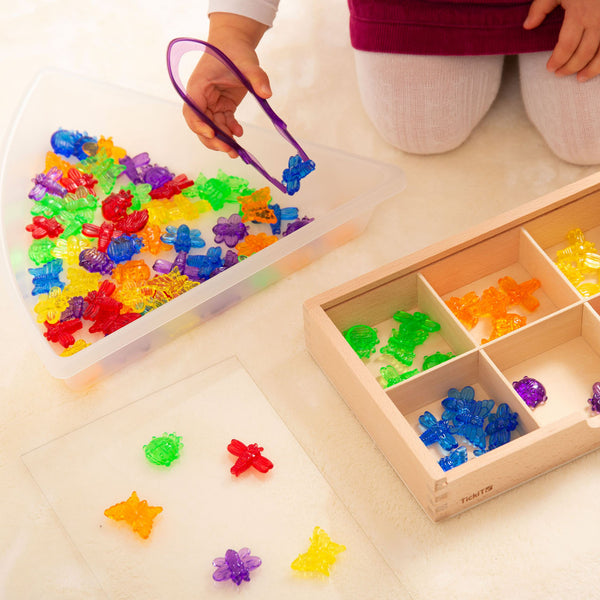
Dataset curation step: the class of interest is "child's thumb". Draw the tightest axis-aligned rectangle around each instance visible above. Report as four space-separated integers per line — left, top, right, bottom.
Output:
245 65 272 98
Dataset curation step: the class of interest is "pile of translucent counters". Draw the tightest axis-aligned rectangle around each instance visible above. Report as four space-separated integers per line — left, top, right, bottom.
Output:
26 129 314 356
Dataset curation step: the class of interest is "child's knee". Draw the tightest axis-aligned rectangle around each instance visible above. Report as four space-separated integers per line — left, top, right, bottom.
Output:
519 54 600 166
353 51 502 156
380 119 474 155
539 125 600 166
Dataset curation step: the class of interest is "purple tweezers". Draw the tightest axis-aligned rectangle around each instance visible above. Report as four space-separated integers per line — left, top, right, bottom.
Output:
167 37 313 195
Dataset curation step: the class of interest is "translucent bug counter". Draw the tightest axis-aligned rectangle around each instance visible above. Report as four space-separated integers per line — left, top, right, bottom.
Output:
0 70 405 387
304 172 600 521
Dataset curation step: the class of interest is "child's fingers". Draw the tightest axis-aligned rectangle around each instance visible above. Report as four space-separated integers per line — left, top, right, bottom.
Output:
224 111 244 138
547 20 585 72
555 28 600 75
197 134 239 158
523 0 559 29
182 104 215 138
182 105 239 157
577 46 600 80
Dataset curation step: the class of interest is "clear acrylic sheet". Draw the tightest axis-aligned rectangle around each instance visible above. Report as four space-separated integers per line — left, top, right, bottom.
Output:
22 357 411 599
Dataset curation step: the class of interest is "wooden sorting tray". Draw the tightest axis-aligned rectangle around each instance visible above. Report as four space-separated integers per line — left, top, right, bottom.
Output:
303 172 600 522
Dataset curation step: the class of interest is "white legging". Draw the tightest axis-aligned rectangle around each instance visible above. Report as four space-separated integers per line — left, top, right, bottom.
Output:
354 50 600 165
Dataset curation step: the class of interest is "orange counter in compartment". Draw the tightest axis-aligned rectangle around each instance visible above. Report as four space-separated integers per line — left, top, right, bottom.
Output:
304 171 600 521
421 226 579 345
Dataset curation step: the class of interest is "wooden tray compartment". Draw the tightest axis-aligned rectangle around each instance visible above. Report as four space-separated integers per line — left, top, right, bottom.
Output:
386 350 538 463
483 303 600 426
328 270 475 385
421 227 579 345
304 172 600 521
524 194 600 297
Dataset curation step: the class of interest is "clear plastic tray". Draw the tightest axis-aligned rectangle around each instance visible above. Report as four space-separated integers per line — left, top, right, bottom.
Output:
22 357 411 599
0 70 405 387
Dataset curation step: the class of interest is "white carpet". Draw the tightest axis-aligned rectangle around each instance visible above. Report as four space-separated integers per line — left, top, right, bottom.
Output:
1 2 599 598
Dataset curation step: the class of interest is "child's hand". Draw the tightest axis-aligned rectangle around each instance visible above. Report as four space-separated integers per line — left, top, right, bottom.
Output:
183 14 272 157
524 0 600 81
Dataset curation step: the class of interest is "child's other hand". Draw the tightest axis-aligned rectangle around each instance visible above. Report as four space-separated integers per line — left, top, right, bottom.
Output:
524 0 600 81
